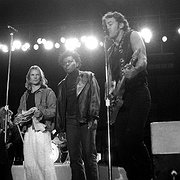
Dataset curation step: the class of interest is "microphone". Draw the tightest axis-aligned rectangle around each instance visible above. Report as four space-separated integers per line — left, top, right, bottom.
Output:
7 25 18 33
171 170 177 176
104 35 110 42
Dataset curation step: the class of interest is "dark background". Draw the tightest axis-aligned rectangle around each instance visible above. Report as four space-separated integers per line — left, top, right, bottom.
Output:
0 0 180 157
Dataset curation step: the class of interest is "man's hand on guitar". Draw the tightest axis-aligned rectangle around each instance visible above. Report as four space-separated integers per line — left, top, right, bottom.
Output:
122 48 141 79
88 119 98 130
122 65 138 79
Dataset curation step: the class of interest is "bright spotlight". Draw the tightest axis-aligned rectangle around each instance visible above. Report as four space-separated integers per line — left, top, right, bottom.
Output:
21 43 30 51
65 38 81 51
33 44 39 50
140 28 152 43
55 42 60 49
178 28 180 34
1 45 8 53
99 42 104 47
13 40 22 50
80 36 87 43
41 38 46 44
60 37 66 44
84 36 98 50
162 36 167 42
44 40 53 50
37 38 42 44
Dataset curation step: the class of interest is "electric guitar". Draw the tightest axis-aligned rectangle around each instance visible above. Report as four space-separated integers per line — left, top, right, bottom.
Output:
109 49 140 125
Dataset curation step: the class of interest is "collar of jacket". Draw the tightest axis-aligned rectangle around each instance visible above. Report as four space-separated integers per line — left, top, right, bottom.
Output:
62 70 91 97
27 85 46 94
76 71 91 97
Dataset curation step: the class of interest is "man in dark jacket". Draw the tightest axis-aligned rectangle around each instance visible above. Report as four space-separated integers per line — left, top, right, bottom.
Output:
56 50 100 180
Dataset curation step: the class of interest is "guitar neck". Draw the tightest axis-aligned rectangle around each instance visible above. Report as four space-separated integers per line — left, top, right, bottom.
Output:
114 76 125 96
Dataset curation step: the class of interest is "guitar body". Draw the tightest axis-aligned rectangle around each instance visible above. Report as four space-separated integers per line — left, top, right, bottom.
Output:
110 95 124 125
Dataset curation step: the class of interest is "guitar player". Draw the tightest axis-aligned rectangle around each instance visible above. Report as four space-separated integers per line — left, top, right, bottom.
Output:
102 11 152 180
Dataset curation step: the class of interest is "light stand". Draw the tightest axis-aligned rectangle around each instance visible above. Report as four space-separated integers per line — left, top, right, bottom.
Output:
104 36 112 180
171 170 177 180
4 26 23 144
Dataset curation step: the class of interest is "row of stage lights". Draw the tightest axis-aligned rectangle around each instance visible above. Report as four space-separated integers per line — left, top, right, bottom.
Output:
0 35 103 53
0 27 180 53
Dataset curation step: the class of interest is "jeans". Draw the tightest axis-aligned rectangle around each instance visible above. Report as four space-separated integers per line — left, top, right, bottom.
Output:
113 85 153 180
66 116 99 180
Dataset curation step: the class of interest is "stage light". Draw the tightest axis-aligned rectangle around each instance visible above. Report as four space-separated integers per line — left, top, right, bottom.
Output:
178 28 180 34
140 28 152 43
13 40 22 50
84 36 98 50
0 44 8 53
41 38 46 44
162 36 167 42
65 38 81 51
60 37 66 44
55 42 60 49
99 42 104 47
44 40 53 50
80 36 87 43
33 44 39 50
37 38 42 44
21 43 30 51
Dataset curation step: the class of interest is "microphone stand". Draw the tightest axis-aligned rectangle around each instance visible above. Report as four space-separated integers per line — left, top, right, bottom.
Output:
4 32 14 143
104 37 112 180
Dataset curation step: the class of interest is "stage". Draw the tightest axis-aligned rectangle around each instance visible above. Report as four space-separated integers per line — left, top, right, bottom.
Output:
11 163 128 180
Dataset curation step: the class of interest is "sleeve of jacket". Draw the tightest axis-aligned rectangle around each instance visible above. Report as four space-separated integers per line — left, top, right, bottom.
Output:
38 88 56 120
55 82 66 133
89 73 100 121
17 92 27 114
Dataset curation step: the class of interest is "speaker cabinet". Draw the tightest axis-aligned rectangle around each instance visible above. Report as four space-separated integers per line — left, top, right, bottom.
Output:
98 165 128 180
151 121 180 180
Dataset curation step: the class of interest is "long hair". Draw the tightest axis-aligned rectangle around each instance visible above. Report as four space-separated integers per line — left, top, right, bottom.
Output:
58 50 82 69
102 11 130 35
25 65 48 90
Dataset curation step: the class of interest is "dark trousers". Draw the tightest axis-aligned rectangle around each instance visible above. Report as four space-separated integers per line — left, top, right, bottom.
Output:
0 133 13 180
66 116 99 180
113 85 152 180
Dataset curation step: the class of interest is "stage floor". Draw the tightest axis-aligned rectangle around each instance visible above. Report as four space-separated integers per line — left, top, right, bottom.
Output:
12 163 128 180
12 163 71 180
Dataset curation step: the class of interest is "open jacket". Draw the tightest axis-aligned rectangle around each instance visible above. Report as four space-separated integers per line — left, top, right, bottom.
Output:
56 71 100 133
17 86 56 131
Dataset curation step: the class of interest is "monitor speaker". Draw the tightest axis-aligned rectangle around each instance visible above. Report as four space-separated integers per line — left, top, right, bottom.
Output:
151 121 180 180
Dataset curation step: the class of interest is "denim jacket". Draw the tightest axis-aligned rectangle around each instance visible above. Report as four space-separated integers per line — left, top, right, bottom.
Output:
56 71 100 133
17 86 56 131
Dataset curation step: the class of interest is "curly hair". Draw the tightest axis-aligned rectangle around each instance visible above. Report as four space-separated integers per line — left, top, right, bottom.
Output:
25 65 48 90
58 50 82 69
0 107 13 122
102 11 130 35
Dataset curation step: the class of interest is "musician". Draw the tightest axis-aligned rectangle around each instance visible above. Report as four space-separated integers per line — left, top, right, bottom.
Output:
16 65 57 180
102 11 152 180
0 106 13 180
56 50 100 180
